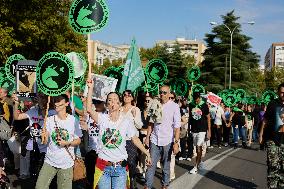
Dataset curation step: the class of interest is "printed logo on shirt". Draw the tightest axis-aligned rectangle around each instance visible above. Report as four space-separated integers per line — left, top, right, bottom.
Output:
89 122 99 137
102 128 122 149
30 123 41 137
51 128 70 146
275 107 284 131
192 107 202 120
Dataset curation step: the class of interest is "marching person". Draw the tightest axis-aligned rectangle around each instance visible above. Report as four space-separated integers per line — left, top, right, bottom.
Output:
188 92 211 174
259 83 284 189
35 94 82 189
121 90 143 189
144 85 181 189
86 79 151 189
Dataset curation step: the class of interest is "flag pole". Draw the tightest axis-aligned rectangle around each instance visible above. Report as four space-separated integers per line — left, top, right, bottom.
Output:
41 96 51 144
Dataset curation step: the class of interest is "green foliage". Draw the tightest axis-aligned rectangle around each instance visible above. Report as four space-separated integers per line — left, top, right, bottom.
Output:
201 10 260 93
0 0 86 64
265 68 284 91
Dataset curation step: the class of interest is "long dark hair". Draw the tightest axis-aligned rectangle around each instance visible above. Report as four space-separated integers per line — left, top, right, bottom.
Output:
122 90 135 106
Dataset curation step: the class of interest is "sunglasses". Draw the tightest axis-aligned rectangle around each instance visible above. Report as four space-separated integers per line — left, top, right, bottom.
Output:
169 97 175 100
145 100 150 103
123 93 132 97
159 91 168 95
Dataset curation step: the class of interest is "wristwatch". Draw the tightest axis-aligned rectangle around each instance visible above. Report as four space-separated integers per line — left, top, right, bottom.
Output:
174 139 179 144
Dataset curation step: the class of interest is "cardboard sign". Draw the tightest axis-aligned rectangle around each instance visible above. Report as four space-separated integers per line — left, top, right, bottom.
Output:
5 54 26 81
16 60 37 99
85 74 118 101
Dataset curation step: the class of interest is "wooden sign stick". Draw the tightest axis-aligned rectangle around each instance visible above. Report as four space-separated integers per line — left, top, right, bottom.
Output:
41 95 51 144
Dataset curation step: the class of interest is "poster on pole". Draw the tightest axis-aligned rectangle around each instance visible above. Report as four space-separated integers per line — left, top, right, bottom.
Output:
85 74 118 101
16 60 37 100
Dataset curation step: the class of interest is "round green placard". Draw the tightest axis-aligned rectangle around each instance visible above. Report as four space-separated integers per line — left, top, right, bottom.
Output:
223 94 237 107
187 66 201 81
170 78 188 96
0 78 16 95
234 89 246 101
247 96 257 105
192 84 205 94
36 52 74 96
0 67 6 79
143 81 158 92
5 54 26 81
66 52 87 78
145 59 168 84
69 0 110 34
262 90 277 104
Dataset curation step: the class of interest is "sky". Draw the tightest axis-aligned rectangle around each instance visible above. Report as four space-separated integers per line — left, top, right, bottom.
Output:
91 0 284 64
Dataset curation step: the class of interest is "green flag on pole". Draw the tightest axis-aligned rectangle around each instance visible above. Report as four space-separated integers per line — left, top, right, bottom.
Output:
119 39 145 93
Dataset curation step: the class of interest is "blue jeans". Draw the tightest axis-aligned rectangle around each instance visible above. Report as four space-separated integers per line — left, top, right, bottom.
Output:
233 124 247 143
145 142 173 188
97 165 127 189
252 126 258 141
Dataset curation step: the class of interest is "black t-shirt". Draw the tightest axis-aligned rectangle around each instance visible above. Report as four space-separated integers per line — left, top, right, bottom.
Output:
188 100 209 133
232 109 246 126
264 99 284 145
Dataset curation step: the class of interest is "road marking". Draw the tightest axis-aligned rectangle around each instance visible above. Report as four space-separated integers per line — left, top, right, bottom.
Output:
169 148 241 189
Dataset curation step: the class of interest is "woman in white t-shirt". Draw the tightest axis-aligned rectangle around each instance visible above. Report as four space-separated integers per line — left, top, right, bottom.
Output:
86 79 151 189
35 94 82 189
121 90 143 188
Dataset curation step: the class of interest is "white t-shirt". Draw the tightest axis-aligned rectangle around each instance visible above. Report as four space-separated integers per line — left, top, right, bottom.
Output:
25 106 57 153
214 106 225 125
97 113 136 162
45 114 82 169
87 115 100 152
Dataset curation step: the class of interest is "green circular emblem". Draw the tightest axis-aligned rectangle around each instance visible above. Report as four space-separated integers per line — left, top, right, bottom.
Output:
170 78 188 96
0 78 16 95
36 52 74 96
187 66 201 81
192 84 205 94
66 52 87 78
234 89 246 101
145 59 168 84
262 90 277 104
116 65 125 73
69 0 110 34
51 128 70 146
143 81 158 92
0 67 6 79
247 96 257 105
102 128 122 149
5 54 26 81
223 94 237 107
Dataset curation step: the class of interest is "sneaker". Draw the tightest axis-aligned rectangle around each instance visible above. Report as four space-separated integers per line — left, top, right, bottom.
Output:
208 146 214 149
189 166 197 174
234 143 238 149
224 143 228 147
186 157 191 161
179 157 186 161
218 146 222 149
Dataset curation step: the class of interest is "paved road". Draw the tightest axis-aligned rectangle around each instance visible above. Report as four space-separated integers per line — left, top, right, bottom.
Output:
138 144 266 189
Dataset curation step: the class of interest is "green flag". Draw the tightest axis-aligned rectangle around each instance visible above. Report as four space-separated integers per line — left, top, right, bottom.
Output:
119 39 145 93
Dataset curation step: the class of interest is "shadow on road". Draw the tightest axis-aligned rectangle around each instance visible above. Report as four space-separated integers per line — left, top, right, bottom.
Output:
202 170 258 189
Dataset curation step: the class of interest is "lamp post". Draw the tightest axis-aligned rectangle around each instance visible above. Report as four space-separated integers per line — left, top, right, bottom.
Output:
210 21 255 89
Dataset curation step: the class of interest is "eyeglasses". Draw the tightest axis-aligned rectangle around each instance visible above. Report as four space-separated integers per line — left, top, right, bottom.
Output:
145 100 150 103
159 91 168 95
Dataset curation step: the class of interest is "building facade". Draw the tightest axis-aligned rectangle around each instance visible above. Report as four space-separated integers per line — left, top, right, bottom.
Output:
264 42 284 71
87 40 130 66
156 37 206 64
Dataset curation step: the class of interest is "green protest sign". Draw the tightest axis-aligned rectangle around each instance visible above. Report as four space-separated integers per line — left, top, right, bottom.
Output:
117 65 125 73
143 81 158 93
192 84 205 94
145 59 168 84
262 90 277 104
5 54 26 81
223 94 237 107
187 66 201 81
0 67 6 79
247 96 257 105
0 78 16 95
234 89 246 101
170 78 188 96
36 52 74 96
69 0 109 34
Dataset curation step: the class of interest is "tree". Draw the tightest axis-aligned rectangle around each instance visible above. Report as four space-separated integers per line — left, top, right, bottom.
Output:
0 0 86 64
265 67 284 91
201 10 260 93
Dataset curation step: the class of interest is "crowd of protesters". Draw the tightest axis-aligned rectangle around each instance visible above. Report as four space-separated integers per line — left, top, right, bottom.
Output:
0 81 283 189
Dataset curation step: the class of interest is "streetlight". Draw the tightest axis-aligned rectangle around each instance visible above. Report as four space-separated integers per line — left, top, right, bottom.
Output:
210 21 255 89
